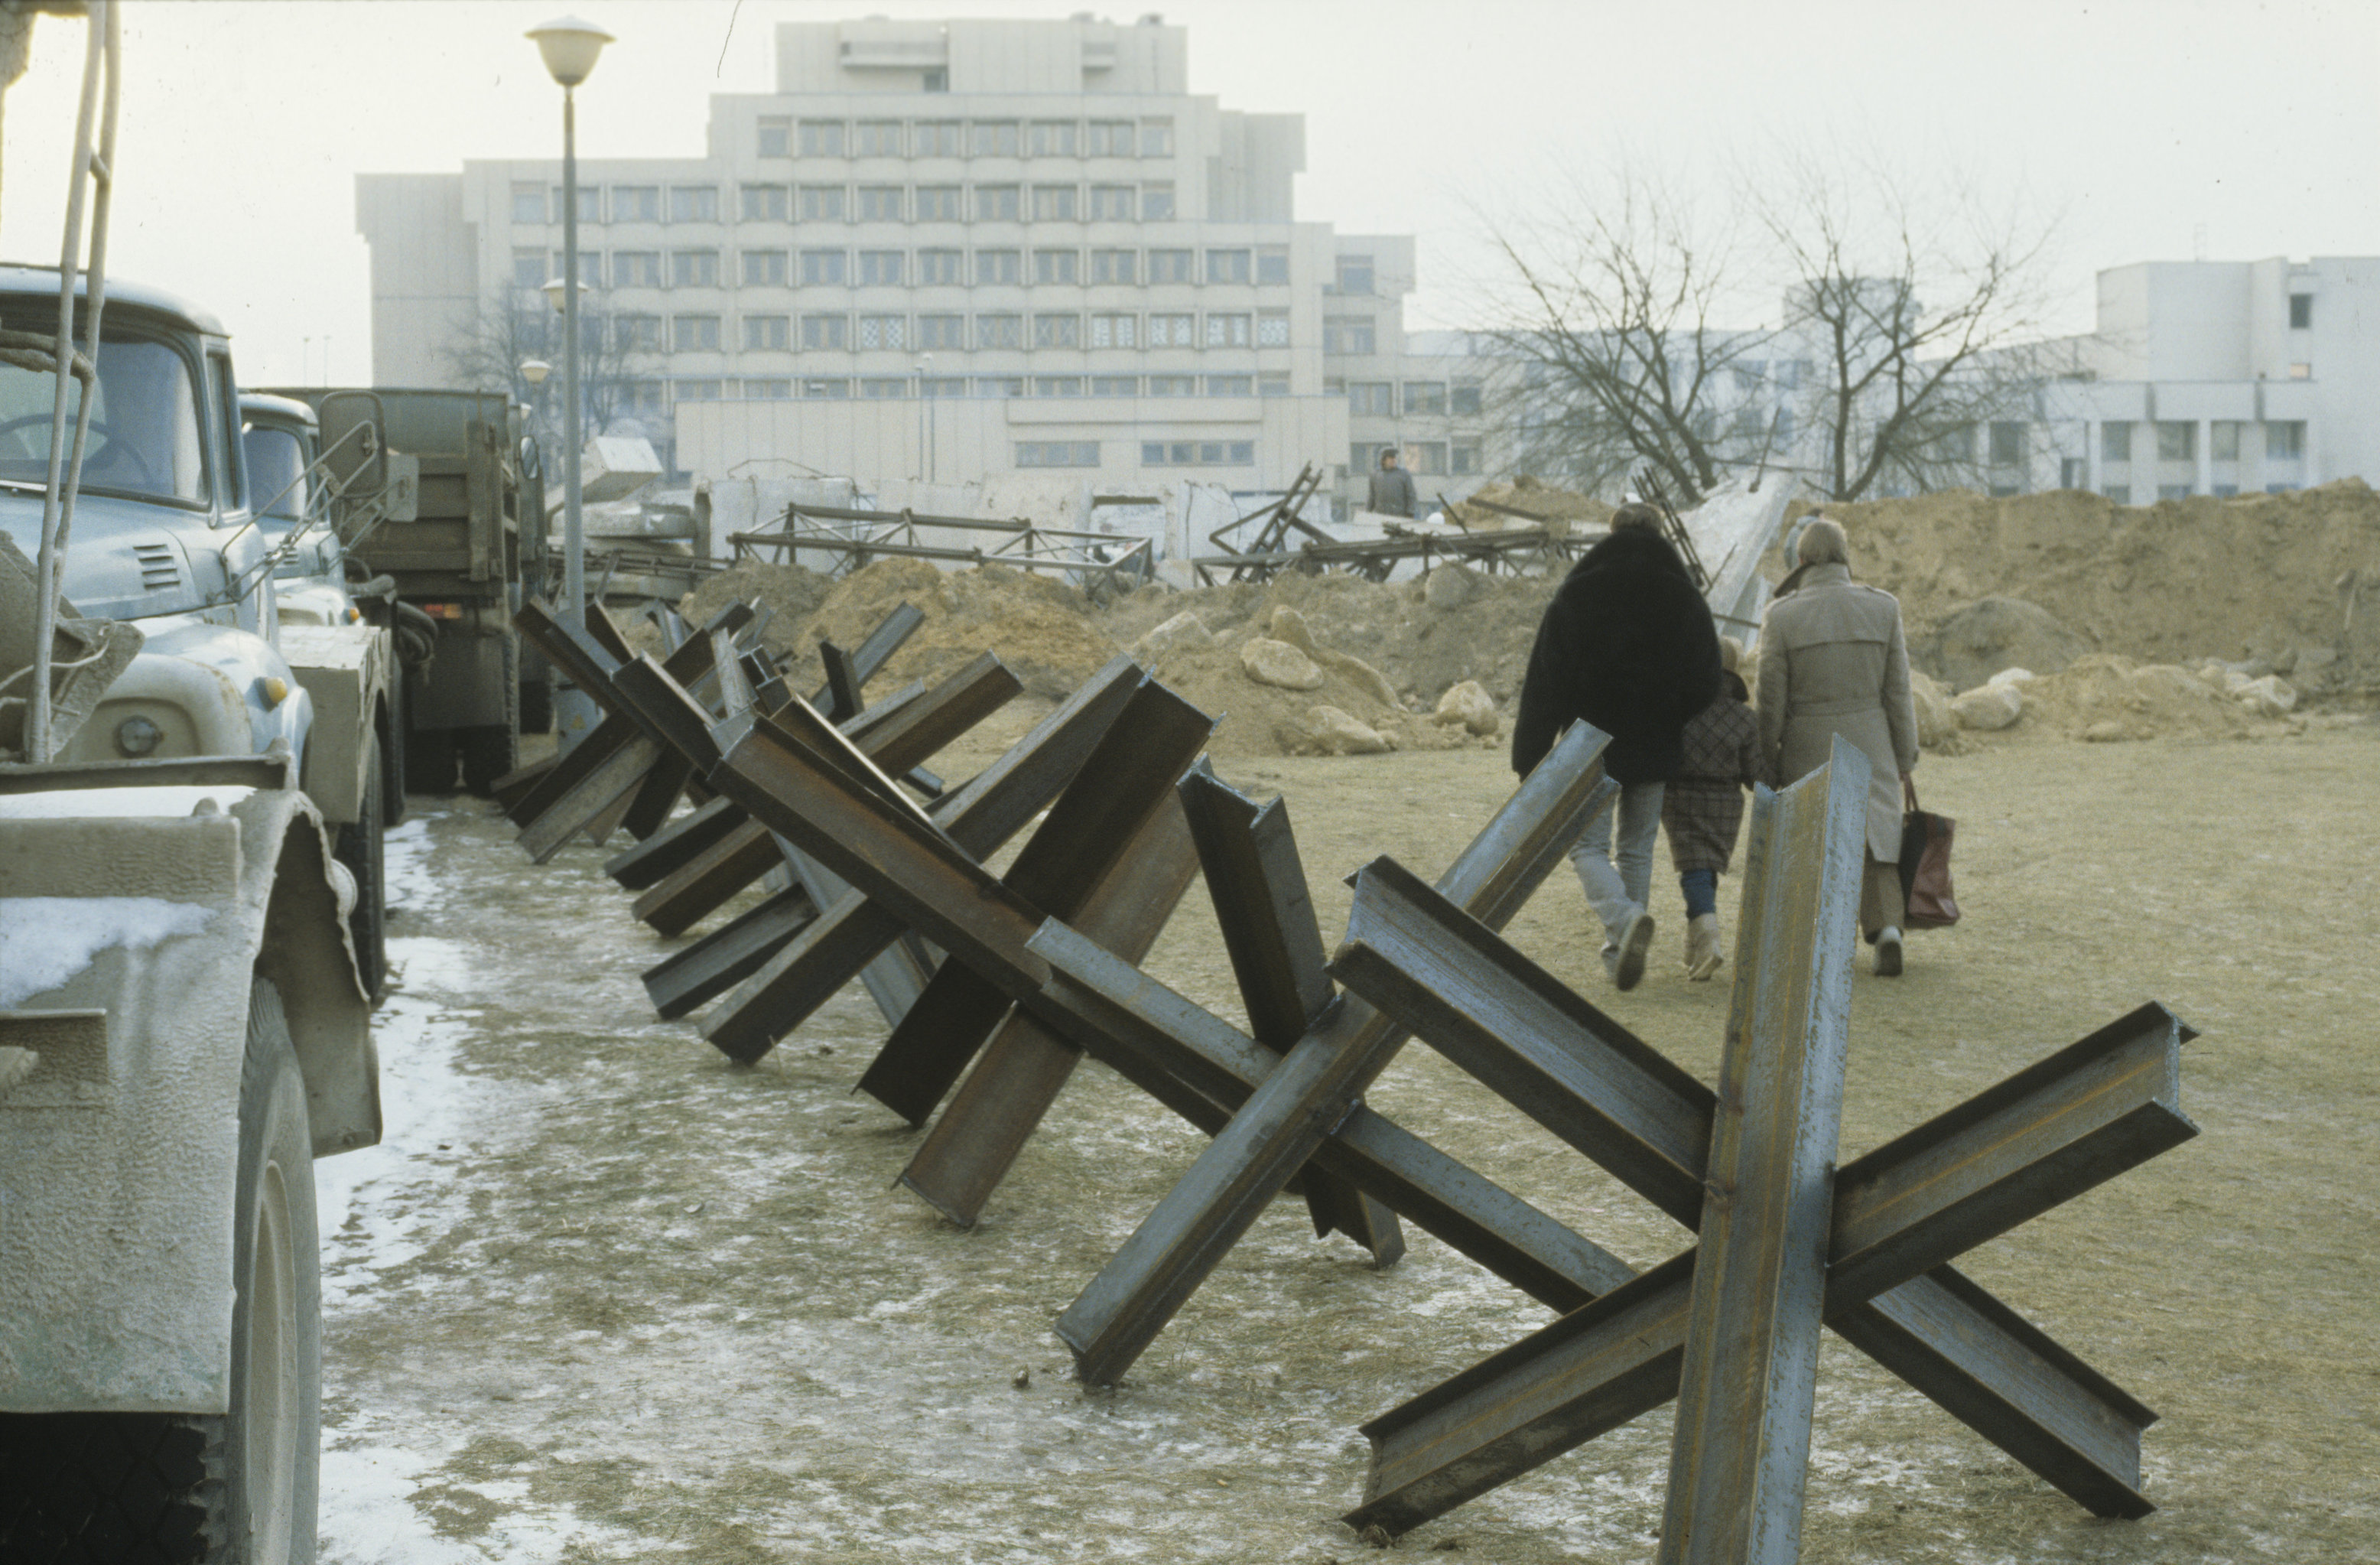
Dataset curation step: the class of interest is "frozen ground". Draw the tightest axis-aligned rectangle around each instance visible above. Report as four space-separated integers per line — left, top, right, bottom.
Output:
314 726 2380 1563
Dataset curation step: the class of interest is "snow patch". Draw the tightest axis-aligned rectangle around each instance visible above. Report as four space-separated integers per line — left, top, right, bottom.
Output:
0 896 214 1007
0 784 257 818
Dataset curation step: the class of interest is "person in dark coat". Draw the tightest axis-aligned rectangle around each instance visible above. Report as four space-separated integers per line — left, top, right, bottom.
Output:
1367 447 1416 517
1511 503 1722 989
1660 636 1762 981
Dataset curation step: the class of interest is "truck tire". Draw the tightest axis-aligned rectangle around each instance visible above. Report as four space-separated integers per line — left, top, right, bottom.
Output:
380 688 407 828
0 979 321 1564
335 737 387 1003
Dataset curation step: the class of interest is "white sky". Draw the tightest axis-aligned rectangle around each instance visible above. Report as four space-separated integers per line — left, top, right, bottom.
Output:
1 0 2372 386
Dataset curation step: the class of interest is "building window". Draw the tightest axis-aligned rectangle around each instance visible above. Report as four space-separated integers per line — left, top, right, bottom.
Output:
801 314 850 350
623 380 665 418
859 378 909 399
980 376 1024 398
922 376 967 398
668 186 720 223
2060 457 2087 489
855 119 904 157
2266 482 2298 493
2155 421 2194 462
858 314 906 350
1032 184 1079 222
917 315 964 350
2290 362 2313 380
1018 441 1099 467
615 314 662 352
2290 292 2313 330
1409 442 1447 476
1257 246 1290 285
975 249 1020 285
916 186 962 222
1088 185 1133 221
798 120 846 158
1034 249 1080 285
1091 313 1137 348
1147 313 1195 347
2211 421 2243 460
740 184 789 223
1091 375 1138 395
1452 441 1481 475
1148 249 1192 285
803 377 851 399
799 249 847 286
2100 421 2132 462
1259 373 1291 398
675 379 723 402
857 186 904 222
743 379 792 400
1349 382 1392 416
742 314 790 350
1141 183 1175 221
915 121 962 157
1033 313 1081 348
511 247 545 289
510 181 546 223
976 313 1023 350
2157 483 2193 501
1257 310 1290 347
670 249 720 288
1207 249 1251 285
1147 375 1196 396
1032 376 1083 398
1207 374 1253 396
613 186 661 223
798 186 847 222
1204 312 1251 348
2267 420 2307 458
1091 249 1136 284
975 185 1022 222
1325 316 1377 356
918 249 964 285
1991 421 2027 465
854 250 902 286
671 314 721 352
755 118 790 158
1336 255 1374 294
969 120 1021 157
2102 483 2132 503
1142 440 1254 467
1451 381 1483 415
741 249 788 287
2213 483 2240 497
1139 118 1175 157
1029 121 1078 157
1088 119 1133 156
1404 381 1447 415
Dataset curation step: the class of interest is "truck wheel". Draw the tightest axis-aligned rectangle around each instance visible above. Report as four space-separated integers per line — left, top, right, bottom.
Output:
380 689 407 828
335 737 387 1003
460 724 516 797
518 674 553 737
0 980 320 1564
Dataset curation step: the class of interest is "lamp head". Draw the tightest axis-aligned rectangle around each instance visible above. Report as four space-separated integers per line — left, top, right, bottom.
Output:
541 277 592 314
527 15 613 88
520 359 553 386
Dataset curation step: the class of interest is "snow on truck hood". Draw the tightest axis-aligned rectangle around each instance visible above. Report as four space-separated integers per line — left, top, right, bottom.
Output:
0 784 257 819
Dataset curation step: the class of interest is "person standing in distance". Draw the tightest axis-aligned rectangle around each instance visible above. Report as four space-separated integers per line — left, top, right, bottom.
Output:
1511 503 1722 990
1755 516 1921 974
1368 446 1416 517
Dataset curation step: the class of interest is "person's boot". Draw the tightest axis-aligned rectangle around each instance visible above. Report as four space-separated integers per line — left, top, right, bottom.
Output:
1685 913 1725 981
1874 926 1904 977
1613 911 1655 991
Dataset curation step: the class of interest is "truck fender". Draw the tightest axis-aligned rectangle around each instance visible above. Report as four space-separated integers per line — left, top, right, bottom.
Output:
281 622 392 825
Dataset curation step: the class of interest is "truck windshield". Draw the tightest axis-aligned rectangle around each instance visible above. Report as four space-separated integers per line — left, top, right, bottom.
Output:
242 424 308 522
0 330 207 507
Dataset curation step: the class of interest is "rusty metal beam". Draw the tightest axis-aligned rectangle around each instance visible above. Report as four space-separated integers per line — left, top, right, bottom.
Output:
606 796 746 890
1049 724 1611 1385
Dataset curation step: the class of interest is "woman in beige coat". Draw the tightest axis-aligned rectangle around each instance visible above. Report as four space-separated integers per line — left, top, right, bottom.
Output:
1754 517 1920 974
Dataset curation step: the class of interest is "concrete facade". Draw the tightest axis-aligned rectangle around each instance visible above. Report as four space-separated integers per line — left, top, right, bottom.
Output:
356 15 1504 510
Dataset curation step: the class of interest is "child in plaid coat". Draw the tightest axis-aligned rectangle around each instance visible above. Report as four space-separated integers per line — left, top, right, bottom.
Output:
1662 638 1762 980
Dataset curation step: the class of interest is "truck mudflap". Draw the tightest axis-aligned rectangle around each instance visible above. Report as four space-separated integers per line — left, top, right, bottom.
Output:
0 760 376 1414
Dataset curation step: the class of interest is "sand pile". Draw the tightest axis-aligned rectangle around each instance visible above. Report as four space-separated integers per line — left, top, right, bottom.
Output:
1448 475 1612 534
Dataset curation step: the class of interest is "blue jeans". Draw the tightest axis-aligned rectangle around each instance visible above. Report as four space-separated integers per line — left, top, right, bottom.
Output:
1680 867 1718 919
1568 780 1664 966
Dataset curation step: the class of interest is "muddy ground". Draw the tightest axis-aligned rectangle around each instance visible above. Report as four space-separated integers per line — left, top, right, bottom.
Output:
317 715 2380 1564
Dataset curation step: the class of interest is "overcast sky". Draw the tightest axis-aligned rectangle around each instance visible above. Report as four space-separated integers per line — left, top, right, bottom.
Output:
2 0 2372 386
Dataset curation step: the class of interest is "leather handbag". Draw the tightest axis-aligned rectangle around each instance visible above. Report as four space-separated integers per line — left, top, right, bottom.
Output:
1897 777 1961 929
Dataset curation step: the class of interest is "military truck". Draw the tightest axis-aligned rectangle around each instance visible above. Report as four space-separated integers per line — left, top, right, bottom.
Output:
271 386 548 796
0 8 381 1551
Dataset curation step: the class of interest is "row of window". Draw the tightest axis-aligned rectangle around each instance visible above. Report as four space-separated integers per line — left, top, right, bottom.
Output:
644 373 1335 405
610 307 1309 353
2101 483 2300 503
2100 419 2306 462
1336 381 1486 417
1347 441 1481 477
514 180 1190 227
752 116 1178 161
512 245 1296 291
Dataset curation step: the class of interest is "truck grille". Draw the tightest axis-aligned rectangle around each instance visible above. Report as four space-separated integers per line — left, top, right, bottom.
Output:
133 542 180 591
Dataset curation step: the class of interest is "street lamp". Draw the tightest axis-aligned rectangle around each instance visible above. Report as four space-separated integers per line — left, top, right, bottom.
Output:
526 12 613 750
519 359 552 386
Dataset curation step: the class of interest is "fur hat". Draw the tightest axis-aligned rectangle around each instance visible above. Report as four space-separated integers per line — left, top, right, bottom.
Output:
1796 516 1849 567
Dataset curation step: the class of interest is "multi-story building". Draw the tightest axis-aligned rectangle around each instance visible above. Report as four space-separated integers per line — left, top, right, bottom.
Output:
356 14 1505 510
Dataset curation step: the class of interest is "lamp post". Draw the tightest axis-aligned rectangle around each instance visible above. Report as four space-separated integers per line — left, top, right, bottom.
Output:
914 353 932 483
527 12 612 750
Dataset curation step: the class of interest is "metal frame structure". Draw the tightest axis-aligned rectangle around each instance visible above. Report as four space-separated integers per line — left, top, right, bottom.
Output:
731 502 1156 594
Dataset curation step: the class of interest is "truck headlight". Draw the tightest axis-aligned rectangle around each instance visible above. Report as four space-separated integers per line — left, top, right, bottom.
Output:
115 714 164 756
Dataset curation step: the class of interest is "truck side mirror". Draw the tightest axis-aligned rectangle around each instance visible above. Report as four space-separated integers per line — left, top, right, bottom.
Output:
317 391 392 540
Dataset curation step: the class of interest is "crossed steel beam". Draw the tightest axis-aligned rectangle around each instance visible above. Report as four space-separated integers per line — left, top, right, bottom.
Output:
1328 741 2199 1549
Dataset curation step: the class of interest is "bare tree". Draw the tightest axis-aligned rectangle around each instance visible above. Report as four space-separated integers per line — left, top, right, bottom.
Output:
442 288 657 460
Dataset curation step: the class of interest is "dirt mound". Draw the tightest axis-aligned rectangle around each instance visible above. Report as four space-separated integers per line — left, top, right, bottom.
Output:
1917 596 2090 688
1980 655 2286 744
1449 475 1612 533
1806 480 2380 684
